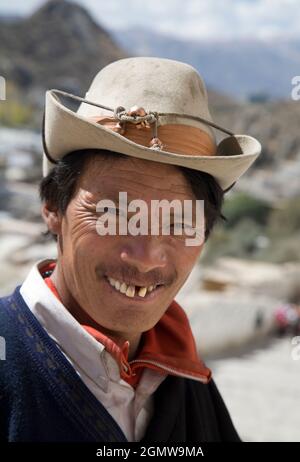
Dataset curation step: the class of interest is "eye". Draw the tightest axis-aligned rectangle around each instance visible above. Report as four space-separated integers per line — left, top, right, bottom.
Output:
165 222 186 237
103 207 128 218
171 222 183 229
171 222 191 230
102 207 117 214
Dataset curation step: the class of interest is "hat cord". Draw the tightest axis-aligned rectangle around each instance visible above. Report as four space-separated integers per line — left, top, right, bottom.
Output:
43 90 238 192
51 90 235 137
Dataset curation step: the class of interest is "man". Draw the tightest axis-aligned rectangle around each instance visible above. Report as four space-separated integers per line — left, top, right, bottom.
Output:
0 57 261 442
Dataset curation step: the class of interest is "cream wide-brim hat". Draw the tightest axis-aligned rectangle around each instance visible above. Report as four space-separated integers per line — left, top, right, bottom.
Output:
43 57 261 191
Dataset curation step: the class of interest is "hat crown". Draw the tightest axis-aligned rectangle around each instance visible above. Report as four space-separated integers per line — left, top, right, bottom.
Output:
43 56 261 187
77 57 215 140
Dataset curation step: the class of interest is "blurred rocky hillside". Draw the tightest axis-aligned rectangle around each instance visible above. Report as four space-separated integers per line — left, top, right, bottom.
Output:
0 0 300 296
210 98 300 201
112 27 300 101
0 0 127 112
0 0 299 200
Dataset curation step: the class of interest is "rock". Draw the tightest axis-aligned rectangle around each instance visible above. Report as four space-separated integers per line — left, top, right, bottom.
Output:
201 257 300 300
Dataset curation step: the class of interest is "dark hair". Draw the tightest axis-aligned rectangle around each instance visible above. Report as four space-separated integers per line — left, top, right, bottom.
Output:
39 149 224 241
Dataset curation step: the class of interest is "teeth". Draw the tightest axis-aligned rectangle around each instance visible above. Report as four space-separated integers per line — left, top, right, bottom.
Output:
120 282 127 294
125 285 135 298
138 287 147 297
107 276 159 298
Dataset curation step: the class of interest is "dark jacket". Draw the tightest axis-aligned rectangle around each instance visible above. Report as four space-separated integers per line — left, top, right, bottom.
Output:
0 287 240 442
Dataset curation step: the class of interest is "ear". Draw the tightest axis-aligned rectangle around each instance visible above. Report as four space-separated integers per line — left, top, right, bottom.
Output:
41 202 62 236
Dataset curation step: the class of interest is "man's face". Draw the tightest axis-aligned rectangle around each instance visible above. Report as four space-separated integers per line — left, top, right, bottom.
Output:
51 155 204 335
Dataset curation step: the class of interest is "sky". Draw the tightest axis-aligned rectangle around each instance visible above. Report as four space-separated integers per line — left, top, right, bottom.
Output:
0 0 299 40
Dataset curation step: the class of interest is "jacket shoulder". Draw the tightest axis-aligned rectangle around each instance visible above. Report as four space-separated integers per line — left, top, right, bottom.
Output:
0 289 22 347
186 378 241 441
0 288 31 384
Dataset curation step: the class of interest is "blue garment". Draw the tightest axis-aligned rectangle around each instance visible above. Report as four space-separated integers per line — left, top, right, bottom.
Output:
0 287 241 442
0 286 127 442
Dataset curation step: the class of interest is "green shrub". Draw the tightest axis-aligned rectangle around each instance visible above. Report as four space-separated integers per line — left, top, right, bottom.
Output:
267 198 300 238
203 194 300 265
0 99 34 127
223 192 272 227
202 218 264 263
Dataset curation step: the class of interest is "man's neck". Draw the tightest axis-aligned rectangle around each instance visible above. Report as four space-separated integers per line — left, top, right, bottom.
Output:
49 265 141 361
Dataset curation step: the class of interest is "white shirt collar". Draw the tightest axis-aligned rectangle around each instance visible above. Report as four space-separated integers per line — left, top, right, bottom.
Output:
19 258 127 387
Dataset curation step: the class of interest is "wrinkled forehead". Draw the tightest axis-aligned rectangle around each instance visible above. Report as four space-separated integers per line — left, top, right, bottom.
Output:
77 155 196 200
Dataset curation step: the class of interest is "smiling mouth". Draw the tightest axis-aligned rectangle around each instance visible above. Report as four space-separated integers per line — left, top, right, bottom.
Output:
104 275 165 301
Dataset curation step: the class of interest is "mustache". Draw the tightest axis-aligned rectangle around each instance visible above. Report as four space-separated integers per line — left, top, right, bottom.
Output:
97 264 176 287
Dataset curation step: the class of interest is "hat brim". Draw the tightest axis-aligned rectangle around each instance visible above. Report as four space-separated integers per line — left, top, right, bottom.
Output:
43 90 261 190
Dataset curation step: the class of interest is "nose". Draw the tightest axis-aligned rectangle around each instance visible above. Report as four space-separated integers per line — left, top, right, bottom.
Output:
120 236 167 273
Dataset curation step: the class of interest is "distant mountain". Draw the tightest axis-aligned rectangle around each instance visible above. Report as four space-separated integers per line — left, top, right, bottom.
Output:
1 0 300 191
0 14 21 23
0 0 127 101
111 27 299 101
